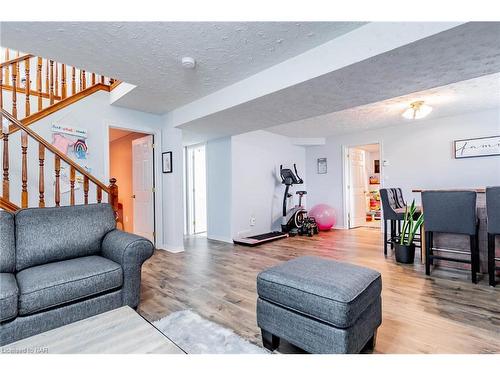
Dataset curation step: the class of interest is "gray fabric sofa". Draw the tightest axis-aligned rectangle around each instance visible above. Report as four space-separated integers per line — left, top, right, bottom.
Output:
257 256 382 353
0 203 154 346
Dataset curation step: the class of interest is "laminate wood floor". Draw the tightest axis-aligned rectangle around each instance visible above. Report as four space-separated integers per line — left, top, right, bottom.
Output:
138 228 500 354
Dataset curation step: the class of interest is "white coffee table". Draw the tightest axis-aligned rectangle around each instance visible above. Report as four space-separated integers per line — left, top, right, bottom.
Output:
1 306 185 354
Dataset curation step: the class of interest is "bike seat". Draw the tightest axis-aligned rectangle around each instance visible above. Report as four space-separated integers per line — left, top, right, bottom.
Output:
296 191 307 195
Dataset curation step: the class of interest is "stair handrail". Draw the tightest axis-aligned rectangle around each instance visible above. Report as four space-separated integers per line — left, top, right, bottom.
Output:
0 196 20 212
2 107 109 192
0 106 120 218
0 54 33 68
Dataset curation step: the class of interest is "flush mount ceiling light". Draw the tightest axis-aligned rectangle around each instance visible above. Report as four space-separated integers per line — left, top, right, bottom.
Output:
181 56 196 69
402 100 433 120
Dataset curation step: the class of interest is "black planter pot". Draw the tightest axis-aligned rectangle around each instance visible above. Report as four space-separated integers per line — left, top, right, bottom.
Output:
394 243 415 264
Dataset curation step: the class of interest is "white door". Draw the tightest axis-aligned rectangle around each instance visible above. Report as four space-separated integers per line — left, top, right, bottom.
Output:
132 135 154 242
349 148 368 228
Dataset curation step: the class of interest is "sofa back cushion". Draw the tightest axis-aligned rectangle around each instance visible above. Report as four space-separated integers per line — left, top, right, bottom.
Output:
15 204 116 271
0 210 16 273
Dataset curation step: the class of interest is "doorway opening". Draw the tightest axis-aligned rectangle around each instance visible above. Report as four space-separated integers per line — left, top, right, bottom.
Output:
109 128 155 242
345 143 382 229
184 143 207 236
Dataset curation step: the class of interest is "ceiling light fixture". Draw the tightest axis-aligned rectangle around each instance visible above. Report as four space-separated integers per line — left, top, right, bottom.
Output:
181 56 196 69
402 100 433 120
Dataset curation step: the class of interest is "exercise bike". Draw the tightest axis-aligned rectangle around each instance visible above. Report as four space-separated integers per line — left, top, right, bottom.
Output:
280 165 318 237
233 164 317 246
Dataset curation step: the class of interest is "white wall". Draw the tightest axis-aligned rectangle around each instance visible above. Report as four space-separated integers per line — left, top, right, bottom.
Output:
206 137 232 242
160 120 185 252
306 109 500 228
1 90 167 240
231 130 306 238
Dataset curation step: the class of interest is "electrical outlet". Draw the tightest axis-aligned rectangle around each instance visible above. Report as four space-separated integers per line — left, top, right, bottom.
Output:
250 216 256 226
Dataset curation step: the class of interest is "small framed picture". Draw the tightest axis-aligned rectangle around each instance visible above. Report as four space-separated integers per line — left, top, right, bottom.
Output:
162 151 173 173
317 158 327 174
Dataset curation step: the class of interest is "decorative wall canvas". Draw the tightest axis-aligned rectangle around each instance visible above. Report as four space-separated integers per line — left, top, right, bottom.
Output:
162 151 173 173
317 158 327 174
454 135 500 159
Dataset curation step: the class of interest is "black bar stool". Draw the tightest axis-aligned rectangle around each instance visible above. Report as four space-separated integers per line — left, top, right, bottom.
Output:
380 188 421 256
422 191 479 283
486 186 500 287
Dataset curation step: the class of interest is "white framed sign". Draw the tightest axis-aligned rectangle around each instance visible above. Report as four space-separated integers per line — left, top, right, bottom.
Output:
317 158 327 174
454 135 500 159
51 124 88 139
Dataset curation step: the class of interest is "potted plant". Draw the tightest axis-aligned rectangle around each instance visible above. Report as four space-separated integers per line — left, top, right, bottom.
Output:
394 200 424 264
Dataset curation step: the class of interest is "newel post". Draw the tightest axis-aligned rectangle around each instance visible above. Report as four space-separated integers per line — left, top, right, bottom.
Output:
108 178 119 218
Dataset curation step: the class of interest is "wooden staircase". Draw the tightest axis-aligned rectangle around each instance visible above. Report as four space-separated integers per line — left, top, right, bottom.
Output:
0 47 120 214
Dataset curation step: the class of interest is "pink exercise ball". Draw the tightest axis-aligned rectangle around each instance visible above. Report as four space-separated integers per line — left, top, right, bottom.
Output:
309 204 336 231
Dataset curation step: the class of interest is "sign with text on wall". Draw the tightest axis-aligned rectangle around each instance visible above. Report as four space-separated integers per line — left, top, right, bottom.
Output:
454 135 500 159
51 124 88 139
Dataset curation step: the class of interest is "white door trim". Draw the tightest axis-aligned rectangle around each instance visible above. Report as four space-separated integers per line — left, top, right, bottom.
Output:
184 142 207 236
103 120 163 247
342 141 384 231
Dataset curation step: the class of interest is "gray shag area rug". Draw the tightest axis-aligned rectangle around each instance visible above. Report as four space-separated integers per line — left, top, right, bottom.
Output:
153 310 269 354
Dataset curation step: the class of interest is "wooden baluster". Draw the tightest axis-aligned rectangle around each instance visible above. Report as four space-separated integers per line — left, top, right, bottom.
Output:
96 186 102 203
38 144 45 207
45 60 49 94
108 178 119 218
21 131 28 208
12 63 17 119
71 67 76 95
91 72 96 85
0 67 2 120
37 57 42 111
49 60 54 105
1 53 7 200
54 156 61 206
82 70 86 90
100 75 105 84
4 49 9 84
2 123 9 200
15 51 20 88
0 64 3 115
83 175 89 204
54 63 59 97
70 166 75 205
17 58 29 205
24 58 30 117
61 64 67 99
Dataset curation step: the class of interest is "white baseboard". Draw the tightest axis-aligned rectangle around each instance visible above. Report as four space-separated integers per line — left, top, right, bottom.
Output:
207 235 233 244
157 244 185 253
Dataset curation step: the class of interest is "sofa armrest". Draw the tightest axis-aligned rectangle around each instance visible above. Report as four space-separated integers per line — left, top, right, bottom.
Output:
101 229 154 308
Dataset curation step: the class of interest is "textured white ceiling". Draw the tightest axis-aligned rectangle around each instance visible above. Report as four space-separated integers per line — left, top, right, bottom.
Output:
0 22 365 113
267 73 500 137
177 22 500 142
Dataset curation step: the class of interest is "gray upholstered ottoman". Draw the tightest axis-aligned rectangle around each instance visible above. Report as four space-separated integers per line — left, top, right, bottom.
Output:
256 256 382 353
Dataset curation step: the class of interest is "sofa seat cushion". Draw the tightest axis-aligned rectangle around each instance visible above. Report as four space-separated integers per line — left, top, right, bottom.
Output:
0 273 18 322
16 256 123 316
257 256 382 329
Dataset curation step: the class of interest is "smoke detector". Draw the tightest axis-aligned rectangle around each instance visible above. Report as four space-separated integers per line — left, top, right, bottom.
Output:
182 56 196 69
